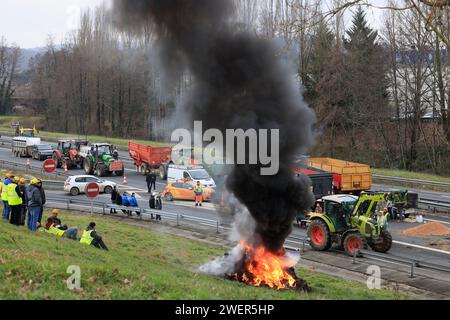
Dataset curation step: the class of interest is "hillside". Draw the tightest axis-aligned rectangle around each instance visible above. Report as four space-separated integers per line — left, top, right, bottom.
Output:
0 211 410 300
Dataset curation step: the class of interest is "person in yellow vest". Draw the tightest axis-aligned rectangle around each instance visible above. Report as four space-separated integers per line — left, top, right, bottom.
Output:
80 222 108 250
1 173 12 220
8 176 23 226
44 209 79 240
194 181 204 207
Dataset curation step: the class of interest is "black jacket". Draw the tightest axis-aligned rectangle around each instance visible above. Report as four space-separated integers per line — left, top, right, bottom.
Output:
116 195 123 206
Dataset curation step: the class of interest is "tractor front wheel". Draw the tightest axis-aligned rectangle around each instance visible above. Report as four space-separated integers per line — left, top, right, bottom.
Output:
307 219 332 251
370 230 393 253
343 232 367 257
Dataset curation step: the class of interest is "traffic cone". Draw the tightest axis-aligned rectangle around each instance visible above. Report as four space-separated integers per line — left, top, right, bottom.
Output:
26 159 30 166
123 175 128 185
64 163 68 173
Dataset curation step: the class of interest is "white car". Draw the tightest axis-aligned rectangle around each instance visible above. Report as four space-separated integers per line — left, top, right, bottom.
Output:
64 175 117 196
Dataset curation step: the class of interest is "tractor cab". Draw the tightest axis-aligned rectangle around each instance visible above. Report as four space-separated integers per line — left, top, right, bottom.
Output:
319 195 358 232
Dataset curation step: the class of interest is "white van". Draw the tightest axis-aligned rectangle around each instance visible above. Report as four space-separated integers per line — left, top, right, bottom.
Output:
167 165 216 188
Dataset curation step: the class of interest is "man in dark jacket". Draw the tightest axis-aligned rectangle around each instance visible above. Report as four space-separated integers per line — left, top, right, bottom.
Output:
110 186 118 214
26 179 43 232
37 180 46 226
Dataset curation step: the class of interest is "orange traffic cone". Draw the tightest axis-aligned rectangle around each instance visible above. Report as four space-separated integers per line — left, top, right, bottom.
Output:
64 163 68 173
123 175 128 185
26 159 30 166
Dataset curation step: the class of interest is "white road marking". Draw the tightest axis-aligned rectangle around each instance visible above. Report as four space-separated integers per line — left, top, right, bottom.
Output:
393 240 450 255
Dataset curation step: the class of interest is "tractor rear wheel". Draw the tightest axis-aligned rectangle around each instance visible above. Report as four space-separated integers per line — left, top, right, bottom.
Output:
370 230 393 253
307 219 332 251
343 232 367 257
96 164 106 177
84 158 94 175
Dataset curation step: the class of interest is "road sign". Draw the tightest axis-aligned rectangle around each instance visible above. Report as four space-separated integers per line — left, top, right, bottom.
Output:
43 159 56 173
86 183 100 199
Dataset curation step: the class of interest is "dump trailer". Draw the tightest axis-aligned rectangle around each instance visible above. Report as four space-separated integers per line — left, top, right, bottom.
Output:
308 158 372 194
293 165 333 200
128 142 173 179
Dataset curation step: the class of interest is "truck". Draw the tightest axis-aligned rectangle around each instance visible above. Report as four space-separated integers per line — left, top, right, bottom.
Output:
12 136 41 157
128 142 196 180
80 143 124 177
52 138 89 169
292 164 333 200
129 142 173 179
308 157 372 194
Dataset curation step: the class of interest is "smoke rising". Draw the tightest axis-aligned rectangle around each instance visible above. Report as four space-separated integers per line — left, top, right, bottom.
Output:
113 0 315 253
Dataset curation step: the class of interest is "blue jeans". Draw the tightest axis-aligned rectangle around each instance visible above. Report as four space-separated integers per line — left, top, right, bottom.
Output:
28 206 40 232
2 201 10 220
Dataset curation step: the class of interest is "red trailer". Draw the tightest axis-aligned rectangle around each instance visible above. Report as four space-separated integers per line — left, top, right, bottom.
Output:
128 142 173 179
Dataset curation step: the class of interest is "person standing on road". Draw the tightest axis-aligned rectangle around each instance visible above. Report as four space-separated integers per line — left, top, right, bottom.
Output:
26 179 43 232
146 170 157 193
18 178 28 226
110 186 118 214
146 170 152 193
194 181 203 207
8 176 24 226
80 222 109 250
37 180 46 227
1 173 12 221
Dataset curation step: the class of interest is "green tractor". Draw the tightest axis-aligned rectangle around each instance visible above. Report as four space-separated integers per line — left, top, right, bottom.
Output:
307 192 405 256
81 143 124 177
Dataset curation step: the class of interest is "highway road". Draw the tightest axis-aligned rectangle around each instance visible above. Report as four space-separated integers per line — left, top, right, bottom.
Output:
2 140 450 275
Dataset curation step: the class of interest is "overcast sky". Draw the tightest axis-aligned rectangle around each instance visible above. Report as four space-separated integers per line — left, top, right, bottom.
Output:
1 0 385 49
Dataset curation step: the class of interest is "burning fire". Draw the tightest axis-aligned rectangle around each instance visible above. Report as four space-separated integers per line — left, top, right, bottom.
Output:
233 242 298 290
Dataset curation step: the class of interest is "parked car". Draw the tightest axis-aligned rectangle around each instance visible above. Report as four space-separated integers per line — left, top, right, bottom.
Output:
64 175 117 196
32 144 54 161
162 181 215 202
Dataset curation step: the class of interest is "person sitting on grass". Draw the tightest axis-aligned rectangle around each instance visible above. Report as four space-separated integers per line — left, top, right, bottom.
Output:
44 209 78 240
80 222 108 251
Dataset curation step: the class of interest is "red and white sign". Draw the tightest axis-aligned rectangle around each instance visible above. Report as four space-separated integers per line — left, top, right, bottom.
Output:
43 159 56 173
86 183 100 199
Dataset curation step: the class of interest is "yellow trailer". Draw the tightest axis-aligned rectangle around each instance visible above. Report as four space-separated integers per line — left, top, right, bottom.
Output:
307 158 372 193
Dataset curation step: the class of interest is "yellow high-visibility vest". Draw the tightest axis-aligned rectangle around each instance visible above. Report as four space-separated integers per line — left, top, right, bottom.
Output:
7 183 22 206
46 225 65 237
80 230 94 245
1 182 8 202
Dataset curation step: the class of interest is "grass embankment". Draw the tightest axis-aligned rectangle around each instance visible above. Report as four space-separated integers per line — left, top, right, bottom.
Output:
0 116 170 151
0 211 410 300
0 168 62 183
372 168 450 193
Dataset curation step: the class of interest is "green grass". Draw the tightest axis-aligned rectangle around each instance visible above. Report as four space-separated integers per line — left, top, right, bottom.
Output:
0 211 410 300
373 168 450 183
0 116 170 151
373 168 450 193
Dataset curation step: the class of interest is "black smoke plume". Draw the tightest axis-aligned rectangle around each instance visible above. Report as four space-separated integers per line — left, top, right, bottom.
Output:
113 0 315 253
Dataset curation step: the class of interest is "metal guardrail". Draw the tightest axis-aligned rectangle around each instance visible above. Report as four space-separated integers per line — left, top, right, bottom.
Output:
359 249 450 278
374 174 450 188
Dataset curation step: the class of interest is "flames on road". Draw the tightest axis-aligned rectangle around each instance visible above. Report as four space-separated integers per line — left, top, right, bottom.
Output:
231 242 310 291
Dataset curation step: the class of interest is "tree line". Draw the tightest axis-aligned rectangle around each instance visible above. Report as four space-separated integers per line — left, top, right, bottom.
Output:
4 0 450 174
